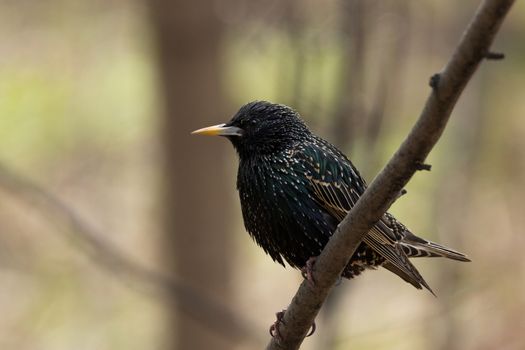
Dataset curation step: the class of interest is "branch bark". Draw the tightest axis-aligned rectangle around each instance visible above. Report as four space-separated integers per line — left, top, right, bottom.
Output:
266 0 515 349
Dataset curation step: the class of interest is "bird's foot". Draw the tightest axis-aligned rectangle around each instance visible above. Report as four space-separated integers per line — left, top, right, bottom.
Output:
301 256 317 288
269 309 286 340
268 309 316 340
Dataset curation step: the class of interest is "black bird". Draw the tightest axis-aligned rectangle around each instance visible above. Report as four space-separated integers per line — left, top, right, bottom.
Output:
192 101 469 293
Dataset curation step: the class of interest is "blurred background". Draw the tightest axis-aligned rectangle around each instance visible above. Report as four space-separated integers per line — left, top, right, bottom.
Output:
0 0 523 349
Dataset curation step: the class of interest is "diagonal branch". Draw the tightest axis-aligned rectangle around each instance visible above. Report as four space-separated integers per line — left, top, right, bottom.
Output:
0 163 263 347
266 0 515 349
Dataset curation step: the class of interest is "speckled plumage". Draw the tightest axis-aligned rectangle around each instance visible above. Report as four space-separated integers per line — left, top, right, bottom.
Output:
197 101 469 293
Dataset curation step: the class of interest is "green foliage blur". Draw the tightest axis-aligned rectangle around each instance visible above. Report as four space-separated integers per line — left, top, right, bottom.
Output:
0 1 524 349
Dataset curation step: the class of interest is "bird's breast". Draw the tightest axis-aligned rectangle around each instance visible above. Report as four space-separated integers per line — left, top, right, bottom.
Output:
236 155 336 267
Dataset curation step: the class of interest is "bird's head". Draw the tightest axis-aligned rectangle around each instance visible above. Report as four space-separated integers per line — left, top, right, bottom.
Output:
192 101 310 157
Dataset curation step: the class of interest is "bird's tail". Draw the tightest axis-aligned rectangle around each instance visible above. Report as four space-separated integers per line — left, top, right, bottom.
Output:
382 259 436 296
401 231 471 262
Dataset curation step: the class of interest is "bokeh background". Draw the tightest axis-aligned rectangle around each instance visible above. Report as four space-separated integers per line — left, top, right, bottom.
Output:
0 0 524 349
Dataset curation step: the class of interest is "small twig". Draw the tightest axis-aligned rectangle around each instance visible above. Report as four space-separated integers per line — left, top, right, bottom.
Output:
485 51 505 59
429 73 441 89
415 162 432 171
395 188 408 201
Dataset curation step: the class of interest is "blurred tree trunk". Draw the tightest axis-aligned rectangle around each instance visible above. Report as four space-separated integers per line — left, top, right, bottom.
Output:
320 3 412 348
147 2 235 349
331 0 368 153
430 72 486 350
428 8 485 350
320 2 370 348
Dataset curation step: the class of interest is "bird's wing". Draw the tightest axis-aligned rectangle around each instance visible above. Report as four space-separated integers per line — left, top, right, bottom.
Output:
295 139 430 289
295 139 398 243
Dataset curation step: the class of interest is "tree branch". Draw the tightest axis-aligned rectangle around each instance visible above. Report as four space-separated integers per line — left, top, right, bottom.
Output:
0 163 263 347
266 0 515 349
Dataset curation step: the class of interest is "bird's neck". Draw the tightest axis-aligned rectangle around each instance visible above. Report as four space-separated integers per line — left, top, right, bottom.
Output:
234 139 292 159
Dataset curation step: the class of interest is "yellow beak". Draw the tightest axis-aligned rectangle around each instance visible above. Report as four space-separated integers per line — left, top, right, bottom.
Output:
191 123 243 137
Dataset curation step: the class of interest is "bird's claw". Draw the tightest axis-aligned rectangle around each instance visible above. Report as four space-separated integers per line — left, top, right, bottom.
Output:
301 256 317 287
269 309 286 340
268 309 317 340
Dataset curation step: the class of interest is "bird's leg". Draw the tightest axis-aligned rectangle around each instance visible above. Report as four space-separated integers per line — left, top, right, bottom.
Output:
269 309 317 340
301 256 317 287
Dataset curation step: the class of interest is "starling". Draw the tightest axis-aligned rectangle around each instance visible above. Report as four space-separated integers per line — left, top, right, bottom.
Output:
192 101 469 293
